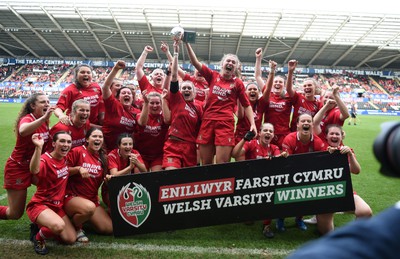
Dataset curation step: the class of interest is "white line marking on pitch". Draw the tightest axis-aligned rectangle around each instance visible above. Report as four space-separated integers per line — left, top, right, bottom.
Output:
0 238 292 256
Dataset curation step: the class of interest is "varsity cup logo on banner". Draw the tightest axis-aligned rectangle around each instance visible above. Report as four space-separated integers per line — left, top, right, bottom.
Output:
117 182 151 228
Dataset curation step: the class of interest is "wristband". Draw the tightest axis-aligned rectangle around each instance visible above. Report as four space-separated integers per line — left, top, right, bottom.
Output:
243 131 256 141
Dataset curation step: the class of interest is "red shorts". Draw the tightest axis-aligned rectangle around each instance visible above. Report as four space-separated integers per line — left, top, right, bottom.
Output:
162 138 197 169
197 119 235 146
141 155 163 171
64 193 100 207
234 131 245 145
3 157 32 190
26 201 66 223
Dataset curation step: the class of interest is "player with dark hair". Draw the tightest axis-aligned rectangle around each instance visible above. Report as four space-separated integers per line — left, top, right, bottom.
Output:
102 133 147 209
101 60 144 151
313 85 350 140
63 128 112 243
54 64 104 127
1 93 53 221
311 125 372 234
27 131 79 255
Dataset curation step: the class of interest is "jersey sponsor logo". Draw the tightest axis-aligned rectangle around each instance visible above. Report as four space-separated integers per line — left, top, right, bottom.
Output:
144 125 162 137
196 88 205 97
120 116 136 128
269 101 286 112
83 94 100 106
56 166 69 179
117 182 151 228
184 104 197 118
82 162 102 177
212 85 232 101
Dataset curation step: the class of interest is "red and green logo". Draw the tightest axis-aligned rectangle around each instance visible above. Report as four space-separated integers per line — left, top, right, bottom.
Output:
117 182 151 228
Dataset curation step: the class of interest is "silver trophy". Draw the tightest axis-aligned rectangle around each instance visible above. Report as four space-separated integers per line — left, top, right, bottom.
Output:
170 25 184 41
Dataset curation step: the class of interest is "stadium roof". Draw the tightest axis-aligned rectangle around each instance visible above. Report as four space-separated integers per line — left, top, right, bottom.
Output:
1 0 400 71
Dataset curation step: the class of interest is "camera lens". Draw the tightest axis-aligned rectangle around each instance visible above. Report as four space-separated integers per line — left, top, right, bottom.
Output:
373 121 400 177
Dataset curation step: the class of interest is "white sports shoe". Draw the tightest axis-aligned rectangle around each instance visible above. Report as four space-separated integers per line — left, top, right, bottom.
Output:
303 215 317 224
76 229 89 243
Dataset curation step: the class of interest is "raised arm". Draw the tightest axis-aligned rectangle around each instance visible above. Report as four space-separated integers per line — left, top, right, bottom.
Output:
286 60 298 97
171 40 179 83
261 60 277 102
162 63 172 90
102 60 125 100
254 48 265 88
54 107 69 124
184 42 202 72
20 106 55 137
29 133 44 174
162 41 180 125
313 100 333 135
138 91 149 127
135 45 153 81
162 40 187 79
332 85 350 121
160 41 174 63
162 89 171 124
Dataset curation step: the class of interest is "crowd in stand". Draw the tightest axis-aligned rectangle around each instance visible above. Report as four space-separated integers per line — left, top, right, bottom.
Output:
0 39 396 255
1 63 399 102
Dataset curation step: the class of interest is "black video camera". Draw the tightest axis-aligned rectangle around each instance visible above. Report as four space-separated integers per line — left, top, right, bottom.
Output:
373 121 400 177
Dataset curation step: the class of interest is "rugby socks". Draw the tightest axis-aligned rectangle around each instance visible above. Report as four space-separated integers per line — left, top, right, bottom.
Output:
36 227 55 241
0 206 8 219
